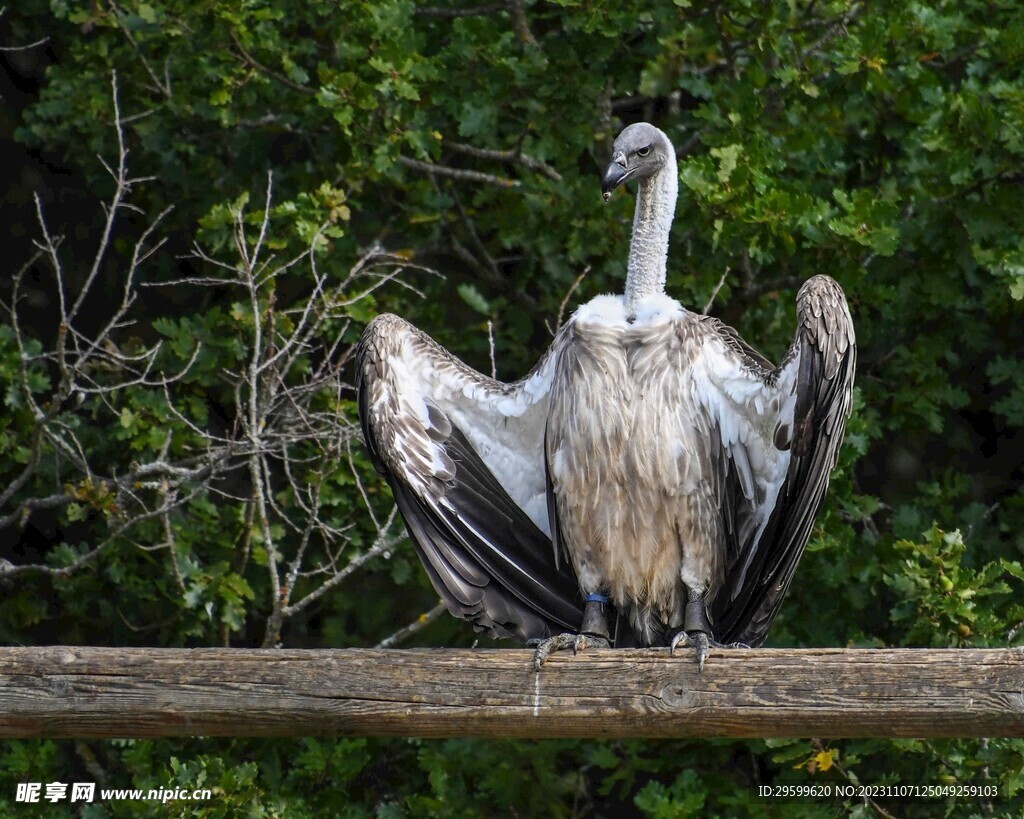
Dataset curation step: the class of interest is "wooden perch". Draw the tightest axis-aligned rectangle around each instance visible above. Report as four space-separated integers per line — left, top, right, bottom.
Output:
1 647 1022 739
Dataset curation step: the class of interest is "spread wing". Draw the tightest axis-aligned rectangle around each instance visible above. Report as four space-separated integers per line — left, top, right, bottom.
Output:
356 313 582 642
693 275 856 646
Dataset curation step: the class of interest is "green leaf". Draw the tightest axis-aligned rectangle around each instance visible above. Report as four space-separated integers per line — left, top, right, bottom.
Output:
457 283 492 316
710 144 741 184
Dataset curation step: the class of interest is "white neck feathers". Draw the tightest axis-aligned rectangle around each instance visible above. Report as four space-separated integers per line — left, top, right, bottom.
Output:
625 146 678 318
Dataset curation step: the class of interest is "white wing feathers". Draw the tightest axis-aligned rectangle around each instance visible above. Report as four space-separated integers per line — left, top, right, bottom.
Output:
357 313 582 641
697 275 856 645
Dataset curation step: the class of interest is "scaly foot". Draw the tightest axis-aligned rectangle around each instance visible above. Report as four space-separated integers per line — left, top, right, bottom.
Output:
532 632 612 671
670 630 711 672
669 631 751 672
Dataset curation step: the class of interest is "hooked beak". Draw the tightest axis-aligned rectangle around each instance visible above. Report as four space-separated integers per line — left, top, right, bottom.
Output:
601 151 629 201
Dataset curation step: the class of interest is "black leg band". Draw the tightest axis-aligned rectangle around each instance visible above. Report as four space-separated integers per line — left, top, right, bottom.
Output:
684 596 712 635
580 599 612 643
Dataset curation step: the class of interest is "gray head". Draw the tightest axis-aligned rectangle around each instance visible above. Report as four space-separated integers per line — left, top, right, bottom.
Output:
601 122 674 201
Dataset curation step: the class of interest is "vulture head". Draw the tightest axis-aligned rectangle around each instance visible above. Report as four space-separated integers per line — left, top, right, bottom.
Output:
601 122 674 201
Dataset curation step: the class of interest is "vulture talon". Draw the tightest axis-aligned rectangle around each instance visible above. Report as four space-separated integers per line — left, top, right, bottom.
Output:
574 633 612 654
670 630 711 672
669 630 689 655
671 630 751 671
533 597 613 669
532 631 611 670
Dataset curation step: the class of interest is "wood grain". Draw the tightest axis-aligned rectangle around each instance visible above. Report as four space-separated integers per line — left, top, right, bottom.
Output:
1 647 1022 738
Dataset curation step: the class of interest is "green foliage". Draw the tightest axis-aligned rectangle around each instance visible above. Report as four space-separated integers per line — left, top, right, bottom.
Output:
886 526 1024 647
2 0 1024 816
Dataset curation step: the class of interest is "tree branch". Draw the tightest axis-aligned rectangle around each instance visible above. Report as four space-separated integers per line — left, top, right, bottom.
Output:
398 156 521 188
446 140 561 181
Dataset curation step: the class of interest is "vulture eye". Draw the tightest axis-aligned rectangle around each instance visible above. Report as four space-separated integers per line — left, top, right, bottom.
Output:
637 145 651 157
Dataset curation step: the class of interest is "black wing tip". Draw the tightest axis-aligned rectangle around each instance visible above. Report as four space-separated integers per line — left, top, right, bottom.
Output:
383 421 582 645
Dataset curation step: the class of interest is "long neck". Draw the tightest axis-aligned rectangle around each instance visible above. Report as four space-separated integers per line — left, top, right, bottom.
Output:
625 149 678 318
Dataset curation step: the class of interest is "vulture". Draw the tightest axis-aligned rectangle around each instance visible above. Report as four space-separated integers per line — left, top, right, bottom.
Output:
357 122 856 669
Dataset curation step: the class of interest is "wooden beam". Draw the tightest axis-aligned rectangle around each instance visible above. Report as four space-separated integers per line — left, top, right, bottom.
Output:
1 647 1022 739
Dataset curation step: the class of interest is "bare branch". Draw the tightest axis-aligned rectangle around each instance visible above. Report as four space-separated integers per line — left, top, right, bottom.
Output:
228 30 316 95
446 140 561 181
398 156 521 188
703 267 730 314
0 492 75 532
0 8 48 51
507 0 538 47
251 171 274 272
486 320 497 379
0 36 48 52
32 193 67 323
376 601 448 648
4 97 436 653
281 526 405 619
556 266 589 332
69 72 130 324
107 1 172 98
1 478 213 579
414 4 504 18
797 3 863 67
